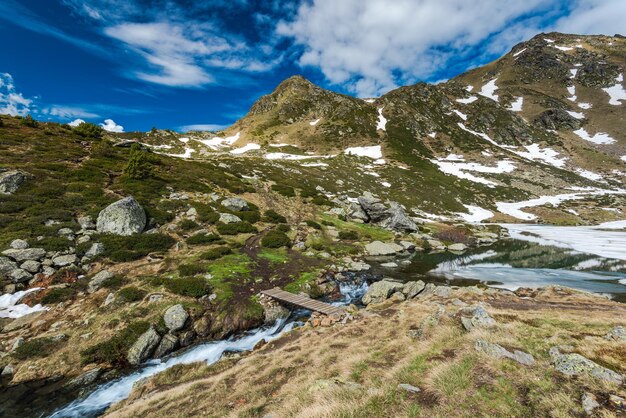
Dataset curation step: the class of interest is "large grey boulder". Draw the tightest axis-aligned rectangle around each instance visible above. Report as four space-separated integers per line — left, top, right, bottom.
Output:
52 254 78 267
88 270 114 293
153 334 178 358
380 202 418 232
0 257 18 277
365 241 403 256
362 280 403 305
164 304 189 332
2 248 46 262
85 242 105 259
604 326 626 341
20 260 41 273
9 268 33 283
127 326 161 365
475 339 534 365
219 213 242 224
221 197 248 212
96 196 146 236
549 346 623 384
357 193 390 222
402 280 426 299
0 171 26 194
461 306 497 331
347 202 369 222
9 239 29 249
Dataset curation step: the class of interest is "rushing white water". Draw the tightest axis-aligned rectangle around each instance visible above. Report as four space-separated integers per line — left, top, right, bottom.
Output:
0 288 48 319
50 281 366 417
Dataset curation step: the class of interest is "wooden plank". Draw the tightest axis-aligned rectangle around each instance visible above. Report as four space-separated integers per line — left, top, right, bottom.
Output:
261 288 344 316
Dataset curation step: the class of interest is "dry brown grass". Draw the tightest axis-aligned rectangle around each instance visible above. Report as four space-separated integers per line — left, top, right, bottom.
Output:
106 287 626 418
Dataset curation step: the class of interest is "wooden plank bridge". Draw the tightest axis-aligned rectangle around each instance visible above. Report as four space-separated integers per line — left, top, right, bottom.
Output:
260 287 345 317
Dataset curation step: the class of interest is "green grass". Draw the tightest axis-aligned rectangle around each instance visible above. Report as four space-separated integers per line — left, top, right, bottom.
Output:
257 248 289 263
206 253 253 280
432 356 476 397
284 271 318 294
319 214 393 241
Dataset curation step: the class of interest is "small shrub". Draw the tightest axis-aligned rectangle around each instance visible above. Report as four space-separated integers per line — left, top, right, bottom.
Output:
306 220 322 230
194 204 220 224
38 236 73 252
124 143 152 179
216 221 257 235
271 184 295 197
178 263 208 277
186 233 221 246
299 188 317 198
13 337 60 360
165 277 212 298
321 220 334 226
73 122 103 139
312 196 331 206
20 114 38 128
261 230 291 248
179 219 199 231
199 246 231 260
80 321 150 365
41 287 76 304
435 226 475 245
339 230 359 240
237 210 260 224
276 223 291 233
118 286 146 302
99 233 175 262
101 275 125 289
263 210 287 224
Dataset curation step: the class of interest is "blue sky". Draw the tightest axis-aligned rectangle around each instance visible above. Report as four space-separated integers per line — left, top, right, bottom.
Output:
0 0 624 132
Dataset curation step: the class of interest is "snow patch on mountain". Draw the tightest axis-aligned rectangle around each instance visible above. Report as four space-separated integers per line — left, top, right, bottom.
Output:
513 144 567 168
309 118 321 126
456 96 478 104
458 205 493 223
602 74 625 105
344 145 382 159
573 128 616 144
376 107 387 131
199 132 241 149
230 143 261 155
478 79 499 102
508 97 523 112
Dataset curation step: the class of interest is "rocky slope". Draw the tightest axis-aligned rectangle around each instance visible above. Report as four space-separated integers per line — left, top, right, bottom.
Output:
0 31 624 417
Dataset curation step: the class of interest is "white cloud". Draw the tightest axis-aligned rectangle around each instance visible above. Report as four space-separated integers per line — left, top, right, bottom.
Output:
179 123 230 132
0 73 32 116
41 105 98 119
277 0 548 96
68 119 85 126
100 118 124 132
277 0 626 97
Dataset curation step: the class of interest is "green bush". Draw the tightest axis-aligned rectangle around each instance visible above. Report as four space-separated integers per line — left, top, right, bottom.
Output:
124 143 152 179
37 236 74 252
41 287 76 304
165 276 212 298
299 188 318 198
271 184 295 197
179 219 199 231
312 196 331 206
80 321 150 365
118 286 146 302
178 263 208 277
13 337 61 360
186 233 222 246
276 223 291 233
101 274 125 289
20 114 38 128
261 230 291 248
263 210 287 224
216 221 257 235
194 204 220 224
338 230 359 240
237 210 260 224
73 122 103 139
306 220 322 230
99 233 175 262
199 246 231 260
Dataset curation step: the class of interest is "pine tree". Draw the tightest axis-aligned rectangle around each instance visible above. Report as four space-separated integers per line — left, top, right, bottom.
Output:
124 143 152 179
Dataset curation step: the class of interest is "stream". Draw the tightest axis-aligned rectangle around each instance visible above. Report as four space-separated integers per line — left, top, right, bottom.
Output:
47 280 368 418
